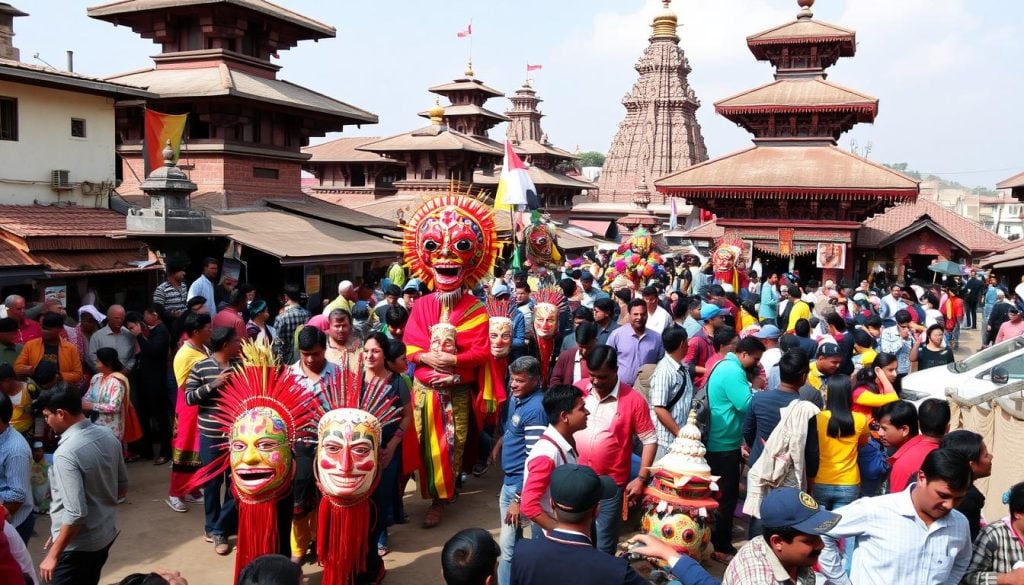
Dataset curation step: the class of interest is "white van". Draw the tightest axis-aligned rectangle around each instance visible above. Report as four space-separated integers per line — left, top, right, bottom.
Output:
901 336 1024 406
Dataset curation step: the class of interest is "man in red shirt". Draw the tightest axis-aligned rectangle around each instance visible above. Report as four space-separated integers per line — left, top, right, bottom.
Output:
3 295 41 344
882 399 949 492
572 345 657 554
210 289 247 339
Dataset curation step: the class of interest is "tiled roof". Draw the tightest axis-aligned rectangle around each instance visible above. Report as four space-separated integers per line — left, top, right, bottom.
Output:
655 145 918 195
0 205 127 237
358 124 503 156
997 171 1024 190
106 64 377 123
302 137 398 164
747 14 855 48
715 78 877 116
858 198 1009 254
87 0 335 38
418 104 510 122
428 78 504 98
682 221 725 240
266 198 396 228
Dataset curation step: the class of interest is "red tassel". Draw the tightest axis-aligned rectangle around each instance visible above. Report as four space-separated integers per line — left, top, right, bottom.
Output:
234 497 279 579
317 497 371 585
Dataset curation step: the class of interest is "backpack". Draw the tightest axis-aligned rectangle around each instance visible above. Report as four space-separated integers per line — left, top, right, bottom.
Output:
689 359 725 444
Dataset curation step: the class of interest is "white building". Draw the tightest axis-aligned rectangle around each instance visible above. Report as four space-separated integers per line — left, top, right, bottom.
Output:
0 4 152 206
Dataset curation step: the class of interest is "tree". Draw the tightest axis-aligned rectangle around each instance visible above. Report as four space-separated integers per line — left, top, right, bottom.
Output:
577 151 606 168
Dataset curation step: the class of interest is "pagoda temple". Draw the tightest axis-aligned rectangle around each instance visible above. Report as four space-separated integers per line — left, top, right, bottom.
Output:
87 0 377 209
656 0 918 282
575 0 707 232
474 79 592 221
420 62 507 152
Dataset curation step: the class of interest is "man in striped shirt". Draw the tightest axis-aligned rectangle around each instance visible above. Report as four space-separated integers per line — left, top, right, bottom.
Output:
649 327 693 458
490 356 548 585
152 262 189 324
0 393 32 543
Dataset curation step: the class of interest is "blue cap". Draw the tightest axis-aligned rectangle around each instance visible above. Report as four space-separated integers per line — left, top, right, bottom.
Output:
491 283 510 298
699 302 722 320
760 487 841 534
403 278 421 292
753 324 781 339
581 270 594 281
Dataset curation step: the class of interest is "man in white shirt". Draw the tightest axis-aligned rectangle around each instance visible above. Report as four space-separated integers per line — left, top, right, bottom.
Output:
642 285 672 334
753 325 782 378
818 448 973 585
187 257 219 318
879 284 907 327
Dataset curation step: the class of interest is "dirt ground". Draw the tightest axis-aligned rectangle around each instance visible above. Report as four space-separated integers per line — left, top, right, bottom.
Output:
28 328 979 585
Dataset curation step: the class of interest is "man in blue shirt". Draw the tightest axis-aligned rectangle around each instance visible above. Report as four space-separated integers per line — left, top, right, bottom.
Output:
511 464 718 585
759 272 780 326
490 356 547 585
606 299 664 386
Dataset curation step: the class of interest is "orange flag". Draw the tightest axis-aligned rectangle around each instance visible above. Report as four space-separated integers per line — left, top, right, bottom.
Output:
143 109 188 176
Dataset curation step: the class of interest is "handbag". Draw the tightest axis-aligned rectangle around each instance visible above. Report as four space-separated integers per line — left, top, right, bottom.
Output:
111 373 144 444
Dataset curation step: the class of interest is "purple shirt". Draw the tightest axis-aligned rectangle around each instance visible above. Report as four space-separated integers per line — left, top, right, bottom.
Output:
605 326 664 385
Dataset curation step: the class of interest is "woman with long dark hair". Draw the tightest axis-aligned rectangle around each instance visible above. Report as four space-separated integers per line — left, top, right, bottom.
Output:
84 347 128 441
852 351 900 418
813 376 869 510
911 324 954 372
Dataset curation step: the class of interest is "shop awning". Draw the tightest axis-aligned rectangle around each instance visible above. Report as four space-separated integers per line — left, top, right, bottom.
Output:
568 220 613 239
212 210 400 266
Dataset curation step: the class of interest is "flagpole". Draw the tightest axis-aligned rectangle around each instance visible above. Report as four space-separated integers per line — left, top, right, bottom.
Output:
469 19 473 66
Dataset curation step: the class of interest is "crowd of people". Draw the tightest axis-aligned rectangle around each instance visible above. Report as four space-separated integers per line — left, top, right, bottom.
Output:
0 244 1022 585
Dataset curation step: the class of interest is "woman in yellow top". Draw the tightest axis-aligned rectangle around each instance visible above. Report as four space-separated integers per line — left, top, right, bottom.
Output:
0 363 36 435
813 376 870 510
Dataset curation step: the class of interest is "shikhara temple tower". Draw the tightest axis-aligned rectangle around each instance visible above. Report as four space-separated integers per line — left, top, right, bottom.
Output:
656 0 918 281
595 0 708 206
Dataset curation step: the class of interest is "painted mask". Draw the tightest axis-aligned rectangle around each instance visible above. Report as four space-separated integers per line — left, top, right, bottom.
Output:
524 222 560 268
534 303 558 339
430 322 458 355
713 245 738 273
641 507 713 562
229 407 293 499
316 408 382 502
489 317 512 358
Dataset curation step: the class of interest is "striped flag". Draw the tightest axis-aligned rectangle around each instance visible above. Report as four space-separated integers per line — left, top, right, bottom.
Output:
143 109 188 176
494 141 538 211
457 23 472 38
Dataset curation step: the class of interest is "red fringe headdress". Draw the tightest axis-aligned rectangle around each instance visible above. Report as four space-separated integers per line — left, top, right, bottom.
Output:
530 287 567 384
315 354 400 585
186 339 317 581
484 295 515 321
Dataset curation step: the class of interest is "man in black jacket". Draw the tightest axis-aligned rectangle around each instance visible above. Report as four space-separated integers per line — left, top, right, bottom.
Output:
963 269 983 329
127 306 172 464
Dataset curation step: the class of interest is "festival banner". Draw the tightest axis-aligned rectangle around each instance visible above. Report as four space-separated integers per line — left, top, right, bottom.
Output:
143 109 188 176
494 140 538 211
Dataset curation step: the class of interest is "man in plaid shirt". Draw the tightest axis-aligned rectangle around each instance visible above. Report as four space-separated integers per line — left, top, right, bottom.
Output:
272 285 309 365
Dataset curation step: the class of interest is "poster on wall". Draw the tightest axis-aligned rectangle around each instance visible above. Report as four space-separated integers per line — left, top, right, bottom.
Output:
44 285 67 307
816 243 846 269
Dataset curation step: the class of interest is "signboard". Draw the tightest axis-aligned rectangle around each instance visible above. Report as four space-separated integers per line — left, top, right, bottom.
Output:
816 242 846 269
778 228 794 257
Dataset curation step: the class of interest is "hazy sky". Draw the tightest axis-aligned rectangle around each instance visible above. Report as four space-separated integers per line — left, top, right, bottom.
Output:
15 0 1024 188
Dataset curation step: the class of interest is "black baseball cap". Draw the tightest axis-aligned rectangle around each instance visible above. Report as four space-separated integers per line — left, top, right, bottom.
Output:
816 343 841 358
760 488 841 534
550 464 617 514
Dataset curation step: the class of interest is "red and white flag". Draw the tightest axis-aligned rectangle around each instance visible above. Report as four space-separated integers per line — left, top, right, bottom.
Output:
526 64 543 72
457 23 472 38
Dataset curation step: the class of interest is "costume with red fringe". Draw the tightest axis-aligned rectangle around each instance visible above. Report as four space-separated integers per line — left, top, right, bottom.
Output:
314 362 400 585
529 287 567 387
401 194 504 501
185 341 316 581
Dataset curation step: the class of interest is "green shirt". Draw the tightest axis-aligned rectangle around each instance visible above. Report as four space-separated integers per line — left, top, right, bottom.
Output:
0 342 22 369
706 352 753 452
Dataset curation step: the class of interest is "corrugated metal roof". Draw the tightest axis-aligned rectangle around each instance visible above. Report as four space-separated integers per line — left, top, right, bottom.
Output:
266 198 396 228
211 210 399 265
0 241 41 268
0 58 154 98
106 65 377 123
34 249 159 275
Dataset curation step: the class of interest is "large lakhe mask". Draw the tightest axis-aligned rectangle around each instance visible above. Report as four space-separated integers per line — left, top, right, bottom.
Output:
485 295 515 359
230 407 292 499
316 408 382 502
429 322 458 356
402 194 499 293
